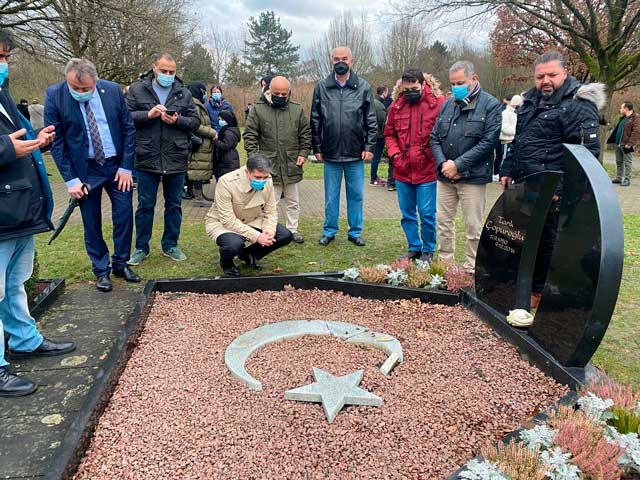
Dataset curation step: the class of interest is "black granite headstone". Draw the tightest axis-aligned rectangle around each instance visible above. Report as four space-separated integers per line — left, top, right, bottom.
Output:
475 144 624 368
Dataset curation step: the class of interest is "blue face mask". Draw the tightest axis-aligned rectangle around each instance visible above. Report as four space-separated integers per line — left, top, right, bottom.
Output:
250 178 267 190
0 63 8 85
202 94 207 102
156 73 174 88
68 85 93 103
211 92 222 101
218 119 227 128
451 84 468 101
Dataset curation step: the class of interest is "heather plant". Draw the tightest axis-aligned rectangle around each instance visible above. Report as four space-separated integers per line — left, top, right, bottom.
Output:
404 264 432 288
358 266 388 284
428 259 447 277
481 441 547 479
390 257 413 272
583 379 640 411
553 411 625 480
445 265 474 293
610 405 640 435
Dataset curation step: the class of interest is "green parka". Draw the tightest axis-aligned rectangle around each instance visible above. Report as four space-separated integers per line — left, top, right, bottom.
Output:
243 98 312 185
187 99 217 182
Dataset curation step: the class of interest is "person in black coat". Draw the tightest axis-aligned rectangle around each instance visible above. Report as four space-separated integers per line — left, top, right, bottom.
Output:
213 110 240 180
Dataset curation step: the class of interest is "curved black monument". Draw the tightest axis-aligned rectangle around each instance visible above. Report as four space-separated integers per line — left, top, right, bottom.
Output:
475 144 624 368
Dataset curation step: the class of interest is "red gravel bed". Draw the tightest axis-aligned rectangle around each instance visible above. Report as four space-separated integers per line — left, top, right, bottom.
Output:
74 288 568 479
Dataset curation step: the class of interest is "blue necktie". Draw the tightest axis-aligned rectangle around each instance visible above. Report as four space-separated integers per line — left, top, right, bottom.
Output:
84 102 105 165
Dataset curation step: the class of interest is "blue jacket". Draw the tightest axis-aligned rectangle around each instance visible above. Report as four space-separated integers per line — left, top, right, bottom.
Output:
0 81 54 241
205 99 233 132
45 79 136 183
430 89 502 184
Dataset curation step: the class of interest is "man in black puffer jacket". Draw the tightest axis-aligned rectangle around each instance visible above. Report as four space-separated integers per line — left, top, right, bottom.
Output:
126 52 199 265
310 46 377 247
499 50 605 308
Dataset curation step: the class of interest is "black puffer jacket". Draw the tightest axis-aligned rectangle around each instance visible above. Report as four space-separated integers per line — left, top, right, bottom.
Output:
213 126 241 180
500 76 603 180
430 89 503 184
310 71 377 161
126 71 200 174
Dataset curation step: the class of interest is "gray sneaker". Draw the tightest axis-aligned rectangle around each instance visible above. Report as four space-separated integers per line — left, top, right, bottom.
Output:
161 247 187 261
127 249 149 266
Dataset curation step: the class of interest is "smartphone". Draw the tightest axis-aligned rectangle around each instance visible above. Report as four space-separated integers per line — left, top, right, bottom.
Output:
165 109 177 116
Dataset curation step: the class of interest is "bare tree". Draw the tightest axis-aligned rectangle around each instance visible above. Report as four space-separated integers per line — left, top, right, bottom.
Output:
381 17 428 76
393 0 640 102
203 27 238 85
305 11 376 80
0 0 53 33
15 0 191 84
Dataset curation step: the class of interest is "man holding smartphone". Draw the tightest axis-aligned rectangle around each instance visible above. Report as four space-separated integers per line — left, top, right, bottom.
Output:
126 52 199 265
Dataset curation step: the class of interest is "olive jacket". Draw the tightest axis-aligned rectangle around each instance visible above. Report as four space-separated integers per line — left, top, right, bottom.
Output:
187 99 217 182
243 99 312 185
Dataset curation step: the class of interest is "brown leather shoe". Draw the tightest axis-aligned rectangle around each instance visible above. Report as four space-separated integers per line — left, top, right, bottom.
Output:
530 292 542 309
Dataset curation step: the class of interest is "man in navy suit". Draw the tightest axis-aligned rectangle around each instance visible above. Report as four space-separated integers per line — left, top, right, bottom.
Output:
45 58 140 292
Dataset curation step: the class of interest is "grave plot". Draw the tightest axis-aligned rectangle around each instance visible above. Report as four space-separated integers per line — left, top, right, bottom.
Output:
73 288 568 479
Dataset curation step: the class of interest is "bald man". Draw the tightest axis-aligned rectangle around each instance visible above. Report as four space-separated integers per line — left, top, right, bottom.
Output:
310 47 377 247
243 76 312 244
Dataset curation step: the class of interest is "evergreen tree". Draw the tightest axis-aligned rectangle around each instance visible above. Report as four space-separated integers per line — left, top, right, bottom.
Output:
182 43 216 84
225 54 256 87
245 11 299 78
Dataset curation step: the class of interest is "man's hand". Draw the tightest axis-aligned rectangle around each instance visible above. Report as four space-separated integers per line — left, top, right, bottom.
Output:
500 176 512 191
441 159 459 179
68 183 88 200
114 170 133 192
314 153 324 163
296 155 306 166
257 231 275 247
36 125 55 148
9 129 41 157
161 111 178 124
362 151 373 162
147 105 166 119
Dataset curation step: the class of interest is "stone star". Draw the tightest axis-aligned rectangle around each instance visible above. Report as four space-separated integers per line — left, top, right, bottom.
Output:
284 367 383 423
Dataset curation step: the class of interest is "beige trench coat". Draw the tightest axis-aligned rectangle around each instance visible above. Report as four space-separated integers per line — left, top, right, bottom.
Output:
204 167 278 244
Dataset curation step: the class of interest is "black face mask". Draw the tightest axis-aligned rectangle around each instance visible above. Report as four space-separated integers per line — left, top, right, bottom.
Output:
405 90 422 104
271 95 288 109
333 61 349 76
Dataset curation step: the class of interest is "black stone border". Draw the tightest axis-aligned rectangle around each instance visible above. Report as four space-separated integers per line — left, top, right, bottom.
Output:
46 273 592 479
30 278 65 321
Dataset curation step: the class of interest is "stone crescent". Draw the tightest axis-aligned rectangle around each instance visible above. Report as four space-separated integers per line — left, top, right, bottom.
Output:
224 320 404 391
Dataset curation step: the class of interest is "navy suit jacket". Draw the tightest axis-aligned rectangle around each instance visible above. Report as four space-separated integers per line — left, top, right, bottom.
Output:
45 79 136 183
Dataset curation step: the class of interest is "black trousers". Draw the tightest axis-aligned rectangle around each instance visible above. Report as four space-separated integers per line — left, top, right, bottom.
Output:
216 224 292 269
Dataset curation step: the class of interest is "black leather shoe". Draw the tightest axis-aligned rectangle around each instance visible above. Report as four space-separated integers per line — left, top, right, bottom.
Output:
223 266 241 277
0 367 37 397
400 251 421 260
612 178 622 184
420 252 434 263
239 253 262 271
113 266 141 283
9 338 76 360
348 236 366 247
319 235 334 246
96 275 112 292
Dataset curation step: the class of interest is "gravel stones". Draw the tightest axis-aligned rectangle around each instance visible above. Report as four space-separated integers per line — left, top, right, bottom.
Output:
73 288 568 479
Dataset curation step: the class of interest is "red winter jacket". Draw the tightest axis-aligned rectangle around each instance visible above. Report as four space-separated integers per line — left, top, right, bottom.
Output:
384 86 444 184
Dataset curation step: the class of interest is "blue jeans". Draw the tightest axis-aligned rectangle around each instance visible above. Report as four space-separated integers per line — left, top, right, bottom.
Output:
396 180 437 253
135 170 185 253
0 235 43 367
370 138 385 182
323 160 364 239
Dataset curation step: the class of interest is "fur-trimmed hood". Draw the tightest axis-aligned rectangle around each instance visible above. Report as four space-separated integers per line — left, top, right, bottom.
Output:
391 73 443 100
575 83 607 110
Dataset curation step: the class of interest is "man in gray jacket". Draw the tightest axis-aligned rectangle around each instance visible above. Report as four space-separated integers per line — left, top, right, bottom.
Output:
430 60 502 272
126 52 199 265
310 46 377 247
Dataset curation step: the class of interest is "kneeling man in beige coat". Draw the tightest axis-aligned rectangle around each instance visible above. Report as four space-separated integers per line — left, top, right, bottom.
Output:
205 153 293 276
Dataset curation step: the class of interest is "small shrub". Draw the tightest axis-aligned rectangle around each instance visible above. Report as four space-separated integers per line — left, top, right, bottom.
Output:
481 441 547 480
583 378 640 411
390 257 413 272
445 265 474 293
404 264 431 288
359 266 388 284
610 405 640 435
428 259 447 277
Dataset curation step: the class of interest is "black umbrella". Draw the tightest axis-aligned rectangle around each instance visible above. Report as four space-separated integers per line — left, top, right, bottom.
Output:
48 183 91 245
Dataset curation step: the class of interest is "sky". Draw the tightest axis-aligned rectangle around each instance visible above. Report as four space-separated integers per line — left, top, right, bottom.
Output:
200 0 493 55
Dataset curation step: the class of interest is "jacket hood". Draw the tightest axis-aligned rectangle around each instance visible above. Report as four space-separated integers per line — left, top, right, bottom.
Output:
392 83 440 110
391 73 442 101
575 83 607 110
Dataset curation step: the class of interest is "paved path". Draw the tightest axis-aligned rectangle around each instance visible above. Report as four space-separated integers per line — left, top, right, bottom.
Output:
49 154 640 228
